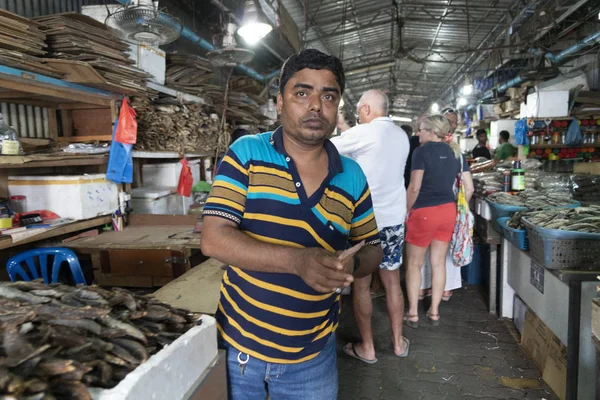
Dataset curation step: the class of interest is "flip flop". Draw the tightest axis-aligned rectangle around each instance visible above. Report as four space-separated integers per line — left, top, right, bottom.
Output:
403 314 419 329
419 290 432 300
343 343 378 364
442 292 453 301
395 337 410 358
427 312 440 327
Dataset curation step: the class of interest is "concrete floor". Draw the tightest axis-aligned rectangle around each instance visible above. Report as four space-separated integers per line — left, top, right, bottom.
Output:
335 285 558 400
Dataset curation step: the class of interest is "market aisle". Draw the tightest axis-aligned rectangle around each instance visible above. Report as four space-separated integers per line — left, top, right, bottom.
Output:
336 285 558 400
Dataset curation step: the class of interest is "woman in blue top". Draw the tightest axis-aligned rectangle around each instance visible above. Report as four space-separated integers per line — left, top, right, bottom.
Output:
404 115 474 327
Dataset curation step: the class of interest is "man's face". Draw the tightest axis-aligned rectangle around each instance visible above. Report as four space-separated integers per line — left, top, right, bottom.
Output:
277 68 341 145
477 133 487 144
446 112 458 133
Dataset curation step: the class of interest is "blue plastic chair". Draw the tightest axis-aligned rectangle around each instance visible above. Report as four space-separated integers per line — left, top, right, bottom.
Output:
6 248 86 285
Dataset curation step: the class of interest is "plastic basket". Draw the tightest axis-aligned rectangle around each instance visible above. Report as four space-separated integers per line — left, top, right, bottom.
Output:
522 218 600 270
498 217 529 251
486 201 527 233
487 200 581 234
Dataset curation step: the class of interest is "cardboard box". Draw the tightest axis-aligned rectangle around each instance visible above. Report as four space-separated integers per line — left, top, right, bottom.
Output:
521 309 551 370
543 334 567 400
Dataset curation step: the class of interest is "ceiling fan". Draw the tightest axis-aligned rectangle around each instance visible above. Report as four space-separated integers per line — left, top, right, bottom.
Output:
394 18 425 64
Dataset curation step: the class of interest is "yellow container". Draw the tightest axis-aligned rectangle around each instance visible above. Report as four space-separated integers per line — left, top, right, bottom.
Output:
0 217 13 229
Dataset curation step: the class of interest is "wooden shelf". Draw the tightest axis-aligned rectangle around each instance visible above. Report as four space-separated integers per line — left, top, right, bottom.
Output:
0 216 112 250
0 154 108 169
530 144 600 149
132 151 214 159
0 64 118 108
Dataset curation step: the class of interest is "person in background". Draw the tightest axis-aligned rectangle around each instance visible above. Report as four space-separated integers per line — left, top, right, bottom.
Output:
201 49 383 400
472 129 492 159
331 89 410 363
405 115 474 327
495 130 516 161
337 110 352 133
403 124 421 189
441 107 458 134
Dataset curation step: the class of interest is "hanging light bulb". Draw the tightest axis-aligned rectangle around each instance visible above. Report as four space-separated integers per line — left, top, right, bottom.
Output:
237 0 273 45
462 84 473 95
458 97 468 107
431 103 440 113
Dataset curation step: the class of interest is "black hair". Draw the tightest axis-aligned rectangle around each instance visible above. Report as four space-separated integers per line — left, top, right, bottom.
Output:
499 130 510 141
401 125 413 135
476 129 487 137
230 128 250 145
279 49 345 95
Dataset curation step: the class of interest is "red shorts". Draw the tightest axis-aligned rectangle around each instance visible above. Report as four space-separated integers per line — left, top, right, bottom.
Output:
406 203 457 247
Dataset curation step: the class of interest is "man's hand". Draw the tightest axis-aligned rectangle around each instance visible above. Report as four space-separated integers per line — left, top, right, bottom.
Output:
293 248 354 293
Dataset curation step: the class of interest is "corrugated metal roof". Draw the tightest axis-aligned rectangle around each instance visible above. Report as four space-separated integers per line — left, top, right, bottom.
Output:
280 0 594 117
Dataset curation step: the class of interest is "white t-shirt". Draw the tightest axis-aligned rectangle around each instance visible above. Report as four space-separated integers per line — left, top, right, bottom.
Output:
331 117 409 229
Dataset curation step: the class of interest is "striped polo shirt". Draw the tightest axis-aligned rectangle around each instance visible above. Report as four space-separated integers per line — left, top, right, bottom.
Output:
203 127 380 364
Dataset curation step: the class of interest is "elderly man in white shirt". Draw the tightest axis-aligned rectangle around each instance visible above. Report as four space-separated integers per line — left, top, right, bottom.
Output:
331 89 410 363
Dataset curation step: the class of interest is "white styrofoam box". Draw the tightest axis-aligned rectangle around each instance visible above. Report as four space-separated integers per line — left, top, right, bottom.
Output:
476 198 492 221
131 187 193 215
490 119 517 148
8 174 118 220
538 71 589 92
526 90 569 118
90 315 217 400
128 44 166 85
460 137 478 153
513 295 527 335
142 160 201 188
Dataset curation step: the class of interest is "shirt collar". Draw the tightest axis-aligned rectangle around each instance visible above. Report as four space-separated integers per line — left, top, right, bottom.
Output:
269 126 343 173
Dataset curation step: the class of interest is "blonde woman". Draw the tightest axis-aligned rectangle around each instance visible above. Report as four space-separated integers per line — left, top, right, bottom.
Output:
404 115 474 327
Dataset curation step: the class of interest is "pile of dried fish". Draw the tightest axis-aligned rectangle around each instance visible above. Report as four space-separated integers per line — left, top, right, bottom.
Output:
487 190 575 209
509 206 600 233
132 98 230 154
0 281 202 399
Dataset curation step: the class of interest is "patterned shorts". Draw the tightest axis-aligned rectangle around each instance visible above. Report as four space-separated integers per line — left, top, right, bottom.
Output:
379 224 405 271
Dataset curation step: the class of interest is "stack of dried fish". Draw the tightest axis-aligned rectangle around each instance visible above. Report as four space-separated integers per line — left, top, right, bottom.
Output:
0 281 201 399
487 190 576 209
132 98 230 154
34 13 149 96
515 206 600 233
0 10 63 78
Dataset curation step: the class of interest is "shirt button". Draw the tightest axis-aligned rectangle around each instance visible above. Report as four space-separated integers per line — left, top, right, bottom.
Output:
285 157 290 162
295 182 301 187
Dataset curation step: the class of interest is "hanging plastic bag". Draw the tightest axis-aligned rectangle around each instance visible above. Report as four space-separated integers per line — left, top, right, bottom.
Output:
107 117 133 184
565 118 583 146
514 118 529 145
178 159 193 197
115 98 137 145
450 157 474 267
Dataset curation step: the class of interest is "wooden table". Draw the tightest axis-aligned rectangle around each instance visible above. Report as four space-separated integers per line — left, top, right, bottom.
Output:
152 258 225 315
64 214 203 287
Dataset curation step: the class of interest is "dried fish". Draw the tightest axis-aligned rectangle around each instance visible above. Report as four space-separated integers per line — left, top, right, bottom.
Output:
36 359 75 376
23 377 48 393
29 290 64 299
100 316 146 344
513 206 600 233
111 339 148 363
0 284 51 304
47 319 102 336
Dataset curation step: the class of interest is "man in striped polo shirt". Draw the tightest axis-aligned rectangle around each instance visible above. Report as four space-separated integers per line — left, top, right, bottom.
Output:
201 49 383 400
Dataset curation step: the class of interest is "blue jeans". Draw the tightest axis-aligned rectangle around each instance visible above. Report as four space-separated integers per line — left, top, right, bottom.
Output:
220 334 338 400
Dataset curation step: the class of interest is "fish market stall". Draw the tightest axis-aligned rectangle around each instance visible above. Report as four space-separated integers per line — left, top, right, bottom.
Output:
0 281 220 400
493 206 600 400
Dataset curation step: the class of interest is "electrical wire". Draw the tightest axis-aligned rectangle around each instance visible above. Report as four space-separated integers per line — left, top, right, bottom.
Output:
216 67 235 158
